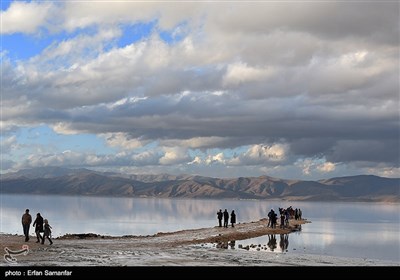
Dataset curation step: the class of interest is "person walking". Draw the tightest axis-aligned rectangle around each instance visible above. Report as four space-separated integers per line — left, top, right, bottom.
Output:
32 213 44 243
230 210 236 227
223 209 229 228
21 209 32 242
42 219 53 245
217 209 223 227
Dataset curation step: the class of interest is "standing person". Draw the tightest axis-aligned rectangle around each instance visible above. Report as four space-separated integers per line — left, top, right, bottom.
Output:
267 209 274 227
32 213 44 243
217 209 223 227
280 211 285 228
271 210 278 228
21 209 32 242
230 210 236 227
42 219 53 245
223 209 229 228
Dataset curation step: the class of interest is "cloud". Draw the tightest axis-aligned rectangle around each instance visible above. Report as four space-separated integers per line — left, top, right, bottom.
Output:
15 150 147 170
317 162 336 173
1 1 399 179
101 133 147 150
227 144 289 166
51 123 81 135
1 1 53 34
223 62 275 86
205 152 226 165
327 140 399 164
159 147 190 165
61 1 201 32
0 136 18 154
131 150 160 166
206 2 399 46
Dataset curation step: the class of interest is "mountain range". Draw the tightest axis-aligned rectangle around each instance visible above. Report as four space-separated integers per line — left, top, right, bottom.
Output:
1 167 399 202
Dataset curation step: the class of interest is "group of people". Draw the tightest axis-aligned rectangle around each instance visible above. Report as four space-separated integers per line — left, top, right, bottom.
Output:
267 206 303 228
217 209 236 228
216 206 303 229
21 209 53 245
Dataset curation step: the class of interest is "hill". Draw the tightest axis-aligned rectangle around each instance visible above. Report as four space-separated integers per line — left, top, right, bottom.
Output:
1 167 399 202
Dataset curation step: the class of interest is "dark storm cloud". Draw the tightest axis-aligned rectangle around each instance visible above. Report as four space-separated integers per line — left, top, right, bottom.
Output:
56 91 399 165
326 140 400 165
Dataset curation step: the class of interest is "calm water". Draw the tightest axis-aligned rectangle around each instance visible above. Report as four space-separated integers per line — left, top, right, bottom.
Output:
1 194 399 262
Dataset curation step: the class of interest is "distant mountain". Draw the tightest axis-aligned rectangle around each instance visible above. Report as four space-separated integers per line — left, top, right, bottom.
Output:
1 166 97 179
1 167 399 202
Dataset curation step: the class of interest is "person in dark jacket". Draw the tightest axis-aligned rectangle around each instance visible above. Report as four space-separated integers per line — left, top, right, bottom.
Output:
42 219 53 245
32 213 44 243
230 210 236 227
217 209 223 227
223 209 229 228
21 209 32 242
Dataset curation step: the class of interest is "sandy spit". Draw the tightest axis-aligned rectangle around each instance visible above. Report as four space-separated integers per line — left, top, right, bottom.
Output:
0 219 397 266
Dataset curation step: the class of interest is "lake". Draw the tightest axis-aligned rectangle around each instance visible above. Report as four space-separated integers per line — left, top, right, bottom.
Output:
1 194 399 262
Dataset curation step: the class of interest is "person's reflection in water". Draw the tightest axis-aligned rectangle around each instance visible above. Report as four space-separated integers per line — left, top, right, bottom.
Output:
267 234 277 252
229 240 235 249
284 234 289 251
216 241 228 249
279 234 289 252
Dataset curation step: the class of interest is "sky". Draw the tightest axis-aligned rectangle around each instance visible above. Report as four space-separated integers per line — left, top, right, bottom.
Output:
0 0 399 180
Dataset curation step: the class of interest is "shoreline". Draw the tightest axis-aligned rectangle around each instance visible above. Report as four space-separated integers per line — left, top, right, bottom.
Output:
57 217 308 245
1 218 398 266
1 218 308 249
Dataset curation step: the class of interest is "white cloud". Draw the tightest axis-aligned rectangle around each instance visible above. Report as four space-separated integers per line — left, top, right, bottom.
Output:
159 147 190 165
62 1 205 32
298 158 314 175
101 133 146 150
307 50 392 95
131 151 159 166
364 165 400 178
205 153 225 165
20 151 86 168
62 2 157 32
0 136 18 153
297 158 338 176
1 1 53 34
188 156 202 165
230 144 289 166
317 162 336 173
32 27 121 67
51 123 80 135
223 62 275 87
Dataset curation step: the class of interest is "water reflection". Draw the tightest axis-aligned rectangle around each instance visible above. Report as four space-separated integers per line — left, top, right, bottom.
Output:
215 240 237 249
1 194 285 237
267 234 277 251
216 234 289 253
279 234 289 252
1 194 399 262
